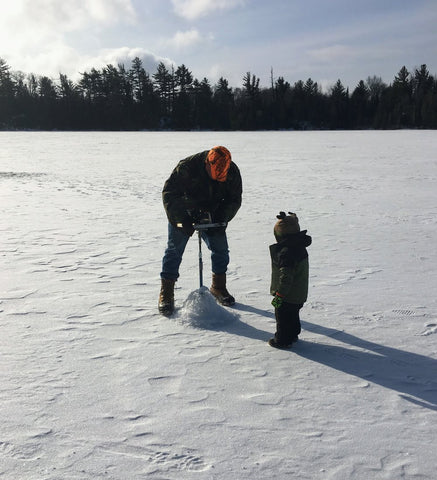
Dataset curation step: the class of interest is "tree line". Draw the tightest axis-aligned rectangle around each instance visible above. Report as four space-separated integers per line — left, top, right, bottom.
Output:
1 57 436 130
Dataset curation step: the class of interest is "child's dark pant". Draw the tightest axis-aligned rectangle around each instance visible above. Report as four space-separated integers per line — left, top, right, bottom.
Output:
274 302 303 344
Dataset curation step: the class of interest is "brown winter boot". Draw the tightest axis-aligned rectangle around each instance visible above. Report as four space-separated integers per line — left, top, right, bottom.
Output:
210 273 235 306
158 278 176 316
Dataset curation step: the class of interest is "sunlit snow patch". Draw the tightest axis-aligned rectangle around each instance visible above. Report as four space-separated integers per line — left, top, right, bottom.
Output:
179 286 238 329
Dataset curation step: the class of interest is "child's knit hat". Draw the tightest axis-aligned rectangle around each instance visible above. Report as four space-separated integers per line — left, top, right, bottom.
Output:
274 211 300 239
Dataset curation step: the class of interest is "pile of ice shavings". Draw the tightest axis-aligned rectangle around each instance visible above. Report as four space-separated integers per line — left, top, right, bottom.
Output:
178 286 238 329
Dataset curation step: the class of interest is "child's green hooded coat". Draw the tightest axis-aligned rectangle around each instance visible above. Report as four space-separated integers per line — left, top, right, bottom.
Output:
269 230 312 304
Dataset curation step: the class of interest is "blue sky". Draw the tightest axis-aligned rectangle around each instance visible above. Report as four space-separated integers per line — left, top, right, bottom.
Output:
1 0 436 91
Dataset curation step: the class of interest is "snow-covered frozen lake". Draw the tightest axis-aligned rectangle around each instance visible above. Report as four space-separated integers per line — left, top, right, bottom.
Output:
1 130 436 479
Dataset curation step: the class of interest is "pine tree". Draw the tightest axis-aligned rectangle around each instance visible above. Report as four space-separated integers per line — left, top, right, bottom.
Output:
392 66 412 127
153 62 173 125
213 77 233 129
129 57 157 128
192 77 213 129
173 64 194 129
0 58 15 128
241 72 261 129
351 80 370 128
273 76 291 129
329 79 349 128
412 64 434 127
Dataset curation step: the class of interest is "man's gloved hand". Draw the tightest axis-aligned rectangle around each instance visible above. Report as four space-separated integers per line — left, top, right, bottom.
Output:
179 220 195 237
271 292 284 308
208 211 227 235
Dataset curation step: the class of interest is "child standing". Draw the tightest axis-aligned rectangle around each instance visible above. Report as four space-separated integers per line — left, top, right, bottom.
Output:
269 211 312 349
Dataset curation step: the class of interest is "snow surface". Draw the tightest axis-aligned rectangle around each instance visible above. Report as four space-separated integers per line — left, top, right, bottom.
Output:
0 130 436 479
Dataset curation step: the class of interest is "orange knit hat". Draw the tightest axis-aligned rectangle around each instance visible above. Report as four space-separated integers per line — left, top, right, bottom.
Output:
206 146 231 182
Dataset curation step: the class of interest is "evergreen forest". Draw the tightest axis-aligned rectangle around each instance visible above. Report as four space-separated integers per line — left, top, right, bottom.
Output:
1 57 436 130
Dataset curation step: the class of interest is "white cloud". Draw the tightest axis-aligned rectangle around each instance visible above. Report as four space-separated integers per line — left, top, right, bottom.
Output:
21 0 137 30
0 0 137 56
171 0 245 20
173 29 202 48
0 0 136 40
0 0 148 79
166 29 213 50
88 47 174 75
9 46 174 80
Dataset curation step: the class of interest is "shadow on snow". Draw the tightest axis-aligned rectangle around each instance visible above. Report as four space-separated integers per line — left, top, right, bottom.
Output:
218 305 437 411
296 321 437 411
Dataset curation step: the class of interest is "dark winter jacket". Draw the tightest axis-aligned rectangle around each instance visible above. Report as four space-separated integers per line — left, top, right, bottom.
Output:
162 150 242 226
269 231 312 304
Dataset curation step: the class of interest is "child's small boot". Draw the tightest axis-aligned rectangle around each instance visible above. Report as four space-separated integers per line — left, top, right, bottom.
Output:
268 337 293 349
268 317 294 349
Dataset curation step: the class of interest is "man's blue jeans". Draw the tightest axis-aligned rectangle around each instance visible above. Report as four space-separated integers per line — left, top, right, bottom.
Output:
161 223 229 280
